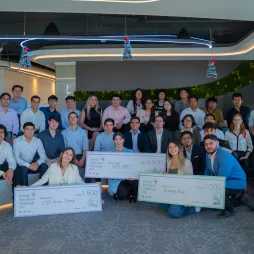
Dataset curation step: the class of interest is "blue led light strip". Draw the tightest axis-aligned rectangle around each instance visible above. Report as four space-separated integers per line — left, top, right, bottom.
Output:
0 35 213 49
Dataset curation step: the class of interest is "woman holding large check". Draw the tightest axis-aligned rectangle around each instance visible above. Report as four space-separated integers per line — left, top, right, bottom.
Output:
108 132 138 203
31 147 84 186
162 141 201 218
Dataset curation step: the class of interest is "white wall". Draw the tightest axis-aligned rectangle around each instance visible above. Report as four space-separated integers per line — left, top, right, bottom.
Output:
4 70 55 105
76 61 240 91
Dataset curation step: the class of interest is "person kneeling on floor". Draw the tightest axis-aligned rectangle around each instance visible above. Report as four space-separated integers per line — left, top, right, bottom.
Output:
204 134 251 218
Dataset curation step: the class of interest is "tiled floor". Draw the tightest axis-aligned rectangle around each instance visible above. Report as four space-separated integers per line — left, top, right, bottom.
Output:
1 184 254 254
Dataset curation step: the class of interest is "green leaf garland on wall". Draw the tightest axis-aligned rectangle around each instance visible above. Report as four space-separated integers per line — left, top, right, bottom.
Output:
74 61 254 101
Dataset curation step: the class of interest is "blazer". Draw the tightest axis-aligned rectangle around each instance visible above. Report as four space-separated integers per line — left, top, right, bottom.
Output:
31 163 84 186
124 132 150 153
147 129 173 153
174 127 201 147
183 145 206 175
204 147 246 190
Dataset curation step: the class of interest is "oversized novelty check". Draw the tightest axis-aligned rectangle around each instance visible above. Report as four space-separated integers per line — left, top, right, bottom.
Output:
14 184 102 217
138 173 226 209
85 152 166 179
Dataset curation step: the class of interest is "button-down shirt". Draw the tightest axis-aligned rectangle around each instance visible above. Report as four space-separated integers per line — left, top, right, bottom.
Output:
248 110 254 127
226 106 250 129
9 96 27 115
156 131 162 153
200 129 225 141
201 107 224 125
0 140 16 176
174 100 189 114
59 108 81 129
130 129 140 152
208 151 217 175
180 107 206 129
0 107 19 135
102 106 131 126
40 107 63 130
38 129 65 160
61 126 88 155
13 136 46 168
94 132 115 152
20 108 46 132
185 145 193 160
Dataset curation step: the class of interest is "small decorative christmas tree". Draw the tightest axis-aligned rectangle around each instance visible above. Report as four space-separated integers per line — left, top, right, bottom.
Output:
19 47 31 69
206 59 217 79
122 36 133 61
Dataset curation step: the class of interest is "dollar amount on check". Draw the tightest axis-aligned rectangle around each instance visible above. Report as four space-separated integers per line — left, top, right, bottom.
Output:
14 184 102 217
138 173 226 209
85 152 166 179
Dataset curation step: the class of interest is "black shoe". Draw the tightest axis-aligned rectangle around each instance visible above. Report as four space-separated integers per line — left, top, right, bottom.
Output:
217 209 236 218
113 194 119 201
129 195 137 203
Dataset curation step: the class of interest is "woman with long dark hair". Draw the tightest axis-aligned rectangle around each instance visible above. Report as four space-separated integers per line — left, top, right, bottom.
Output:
136 98 156 132
162 100 179 133
127 88 145 116
225 113 253 175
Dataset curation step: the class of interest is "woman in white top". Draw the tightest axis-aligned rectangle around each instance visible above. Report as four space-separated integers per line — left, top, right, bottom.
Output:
225 113 253 175
126 88 145 116
136 98 155 132
160 141 200 218
32 147 84 186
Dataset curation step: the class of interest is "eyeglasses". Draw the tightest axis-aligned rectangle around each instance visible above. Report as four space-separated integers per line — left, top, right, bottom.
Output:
181 137 192 141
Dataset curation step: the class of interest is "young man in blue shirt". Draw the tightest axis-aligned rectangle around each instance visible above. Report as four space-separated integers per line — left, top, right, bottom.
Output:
40 95 62 130
38 115 65 166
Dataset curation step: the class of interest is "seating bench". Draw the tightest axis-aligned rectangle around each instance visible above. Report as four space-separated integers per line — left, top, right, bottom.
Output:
0 173 40 206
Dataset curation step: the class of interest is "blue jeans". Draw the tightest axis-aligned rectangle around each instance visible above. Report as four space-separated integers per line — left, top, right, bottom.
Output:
159 204 196 218
19 163 48 186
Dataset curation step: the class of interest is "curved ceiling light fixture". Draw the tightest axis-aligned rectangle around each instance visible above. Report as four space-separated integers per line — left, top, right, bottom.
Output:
19 35 213 49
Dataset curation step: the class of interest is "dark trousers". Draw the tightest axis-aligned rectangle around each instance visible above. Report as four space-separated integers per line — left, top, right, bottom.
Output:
235 151 250 176
19 163 48 186
0 161 21 197
140 123 154 133
225 188 244 211
113 124 129 134
116 180 139 200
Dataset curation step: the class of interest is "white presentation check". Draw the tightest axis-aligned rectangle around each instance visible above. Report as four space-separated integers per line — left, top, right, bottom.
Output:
14 184 102 218
138 173 226 209
85 152 166 179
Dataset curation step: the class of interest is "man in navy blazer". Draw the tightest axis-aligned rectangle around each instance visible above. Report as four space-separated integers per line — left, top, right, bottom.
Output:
124 116 149 153
147 115 173 153
181 131 206 175
204 134 247 218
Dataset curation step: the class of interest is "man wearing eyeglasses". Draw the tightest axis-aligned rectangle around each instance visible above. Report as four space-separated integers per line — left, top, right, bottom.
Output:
181 131 205 175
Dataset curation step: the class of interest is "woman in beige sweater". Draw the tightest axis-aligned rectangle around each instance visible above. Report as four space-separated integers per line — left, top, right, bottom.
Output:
161 141 201 218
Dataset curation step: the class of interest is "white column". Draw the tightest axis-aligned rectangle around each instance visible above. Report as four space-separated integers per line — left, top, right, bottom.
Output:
55 62 76 110
0 69 4 94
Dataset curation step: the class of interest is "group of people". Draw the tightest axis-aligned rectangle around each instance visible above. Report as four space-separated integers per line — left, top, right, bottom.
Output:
0 86 253 219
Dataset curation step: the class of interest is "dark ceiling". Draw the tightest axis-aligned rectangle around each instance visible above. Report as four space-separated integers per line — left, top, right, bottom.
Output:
0 12 254 70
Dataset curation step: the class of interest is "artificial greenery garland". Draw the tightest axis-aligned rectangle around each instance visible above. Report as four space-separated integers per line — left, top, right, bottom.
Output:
74 61 254 101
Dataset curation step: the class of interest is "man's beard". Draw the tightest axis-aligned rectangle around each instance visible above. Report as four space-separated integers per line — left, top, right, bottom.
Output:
206 145 218 154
